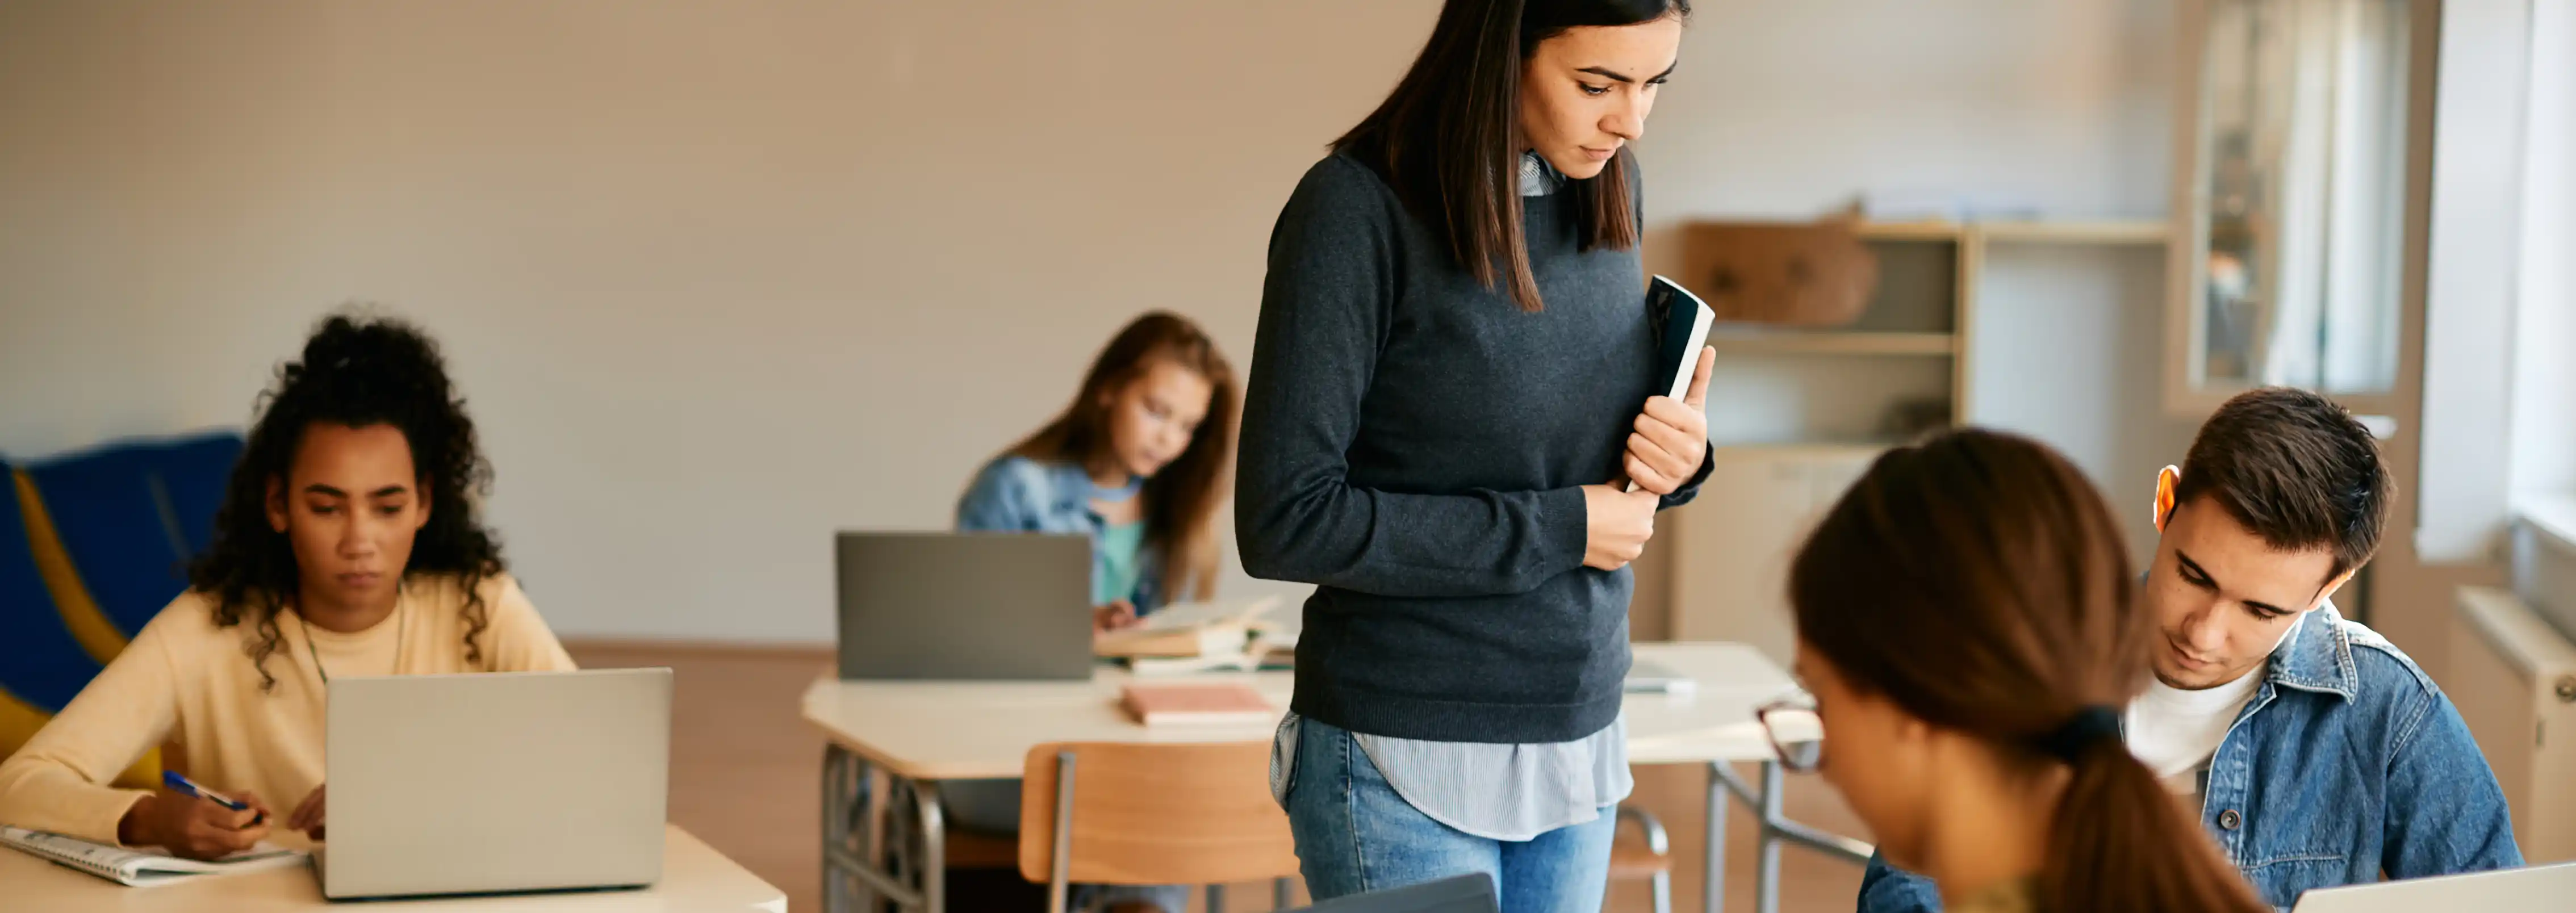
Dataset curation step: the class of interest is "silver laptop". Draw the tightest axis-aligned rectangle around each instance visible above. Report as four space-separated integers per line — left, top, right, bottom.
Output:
2291 862 2576 912
320 668 673 899
835 531 1096 681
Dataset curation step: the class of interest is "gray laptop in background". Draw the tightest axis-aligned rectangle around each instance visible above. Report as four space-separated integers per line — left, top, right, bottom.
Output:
835 531 1096 681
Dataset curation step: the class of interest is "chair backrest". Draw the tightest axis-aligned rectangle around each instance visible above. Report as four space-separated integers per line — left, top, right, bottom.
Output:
0 463 108 730
26 431 244 639
1 464 161 788
0 430 241 788
1015 740 1297 887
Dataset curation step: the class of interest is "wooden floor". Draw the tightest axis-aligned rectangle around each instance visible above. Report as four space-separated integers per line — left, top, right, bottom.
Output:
566 642 1872 913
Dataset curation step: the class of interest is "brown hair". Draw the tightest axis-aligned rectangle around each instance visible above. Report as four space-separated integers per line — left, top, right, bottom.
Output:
2171 387 2391 582
1007 312 1238 602
1791 429 2265 913
1333 0 1688 312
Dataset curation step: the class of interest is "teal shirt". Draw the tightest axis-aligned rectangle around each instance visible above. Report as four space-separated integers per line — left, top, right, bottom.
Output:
955 455 1170 613
1092 520 1148 608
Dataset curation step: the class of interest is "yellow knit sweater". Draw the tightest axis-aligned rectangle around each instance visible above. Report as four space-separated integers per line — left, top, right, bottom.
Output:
0 573 574 845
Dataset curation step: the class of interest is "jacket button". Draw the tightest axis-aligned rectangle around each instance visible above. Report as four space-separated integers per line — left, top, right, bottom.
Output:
2218 809 2242 830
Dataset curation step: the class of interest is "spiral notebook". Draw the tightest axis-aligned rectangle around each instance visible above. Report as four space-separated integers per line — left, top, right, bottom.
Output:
0 824 307 886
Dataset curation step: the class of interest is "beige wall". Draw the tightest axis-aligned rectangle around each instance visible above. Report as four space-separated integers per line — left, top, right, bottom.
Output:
0 0 2176 642
0 0 1443 640
1631 0 2173 637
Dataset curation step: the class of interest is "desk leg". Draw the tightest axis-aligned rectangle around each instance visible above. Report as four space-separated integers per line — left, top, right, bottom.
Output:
825 746 938 912
1708 759 1871 913
822 744 879 913
822 748 836 913
1754 760 1782 913
1705 761 1726 913
822 747 838 913
911 777 947 913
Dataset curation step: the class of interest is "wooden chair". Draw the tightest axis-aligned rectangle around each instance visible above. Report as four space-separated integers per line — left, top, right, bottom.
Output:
1611 806 1674 913
1018 740 1299 913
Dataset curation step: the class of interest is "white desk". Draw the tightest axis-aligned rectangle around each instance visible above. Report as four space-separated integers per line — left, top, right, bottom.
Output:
0 825 785 913
803 642 1870 913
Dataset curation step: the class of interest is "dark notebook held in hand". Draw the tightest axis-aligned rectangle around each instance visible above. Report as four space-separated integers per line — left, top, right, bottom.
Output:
1630 275 1716 493
1645 274 1715 404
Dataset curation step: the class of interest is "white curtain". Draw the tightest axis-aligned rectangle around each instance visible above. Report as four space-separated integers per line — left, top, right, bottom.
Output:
2217 0 2408 392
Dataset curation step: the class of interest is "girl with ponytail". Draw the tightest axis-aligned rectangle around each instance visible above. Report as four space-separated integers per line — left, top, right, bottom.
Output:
1763 429 2265 913
0 313 576 861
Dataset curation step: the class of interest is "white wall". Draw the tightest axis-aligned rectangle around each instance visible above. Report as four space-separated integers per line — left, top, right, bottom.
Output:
2512 0 2576 504
0 0 1448 642
1637 0 2171 225
1 0 2178 642
1967 242 2204 566
1645 0 2180 558
2418 0 2535 563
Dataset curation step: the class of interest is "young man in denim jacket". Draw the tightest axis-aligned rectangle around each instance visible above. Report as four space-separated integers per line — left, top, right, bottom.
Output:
1858 388 2521 911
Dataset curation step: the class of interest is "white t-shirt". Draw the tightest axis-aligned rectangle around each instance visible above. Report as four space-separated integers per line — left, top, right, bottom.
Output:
2125 669 2262 801
2123 613 2305 805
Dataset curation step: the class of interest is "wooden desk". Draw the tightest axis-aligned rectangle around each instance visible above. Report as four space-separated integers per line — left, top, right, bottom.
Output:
0 826 785 912
803 642 1870 913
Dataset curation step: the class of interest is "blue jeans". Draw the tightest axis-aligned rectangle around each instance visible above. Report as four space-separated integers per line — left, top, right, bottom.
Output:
1281 717 1615 913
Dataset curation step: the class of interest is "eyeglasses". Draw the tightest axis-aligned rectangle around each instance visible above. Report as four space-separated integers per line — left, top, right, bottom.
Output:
1755 693 1824 773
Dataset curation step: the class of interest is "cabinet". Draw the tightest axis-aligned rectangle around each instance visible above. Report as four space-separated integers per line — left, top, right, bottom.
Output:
1668 445 1879 665
1670 218 2189 657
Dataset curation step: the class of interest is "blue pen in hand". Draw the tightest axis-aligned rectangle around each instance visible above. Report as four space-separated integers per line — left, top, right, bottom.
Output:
162 770 263 823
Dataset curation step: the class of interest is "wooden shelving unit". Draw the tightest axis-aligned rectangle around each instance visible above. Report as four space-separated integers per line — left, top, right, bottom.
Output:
1680 216 2177 447
1703 329 1955 357
1976 219 2170 245
1852 220 1966 242
1852 218 2169 244
1672 214 2180 664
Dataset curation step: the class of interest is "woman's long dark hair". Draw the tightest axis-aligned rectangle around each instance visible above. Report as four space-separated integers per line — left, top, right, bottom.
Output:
190 313 506 691
1336 0 1688 312
1789 430 2265 913
1004 312 1238 602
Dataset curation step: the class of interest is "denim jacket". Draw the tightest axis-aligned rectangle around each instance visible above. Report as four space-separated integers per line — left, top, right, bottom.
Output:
954 455 1168 614
1858 602 2522 912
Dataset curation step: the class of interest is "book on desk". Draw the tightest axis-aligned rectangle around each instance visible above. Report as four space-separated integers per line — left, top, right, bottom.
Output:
1120 681 1275 726
1095 596 1297 675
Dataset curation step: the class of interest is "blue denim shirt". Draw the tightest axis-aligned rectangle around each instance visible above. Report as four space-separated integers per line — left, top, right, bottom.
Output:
954 455 1168 614
1858 602 2521 912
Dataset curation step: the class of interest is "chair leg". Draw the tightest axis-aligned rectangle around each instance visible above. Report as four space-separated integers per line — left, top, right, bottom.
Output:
1617 805 1673 913
915 778 947 913
1273 877 1294 910
1206 883 1225 913
1049 751 1079 913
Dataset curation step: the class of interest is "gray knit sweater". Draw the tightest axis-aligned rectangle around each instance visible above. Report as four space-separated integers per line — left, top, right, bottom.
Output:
1236 149 1705 744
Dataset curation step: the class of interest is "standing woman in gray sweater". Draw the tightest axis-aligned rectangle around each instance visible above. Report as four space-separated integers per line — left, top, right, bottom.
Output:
1236 1 1708 909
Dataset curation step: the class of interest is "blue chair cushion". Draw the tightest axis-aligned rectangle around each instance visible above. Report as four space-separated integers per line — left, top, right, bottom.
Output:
0 460 107 714
26 432 244 639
